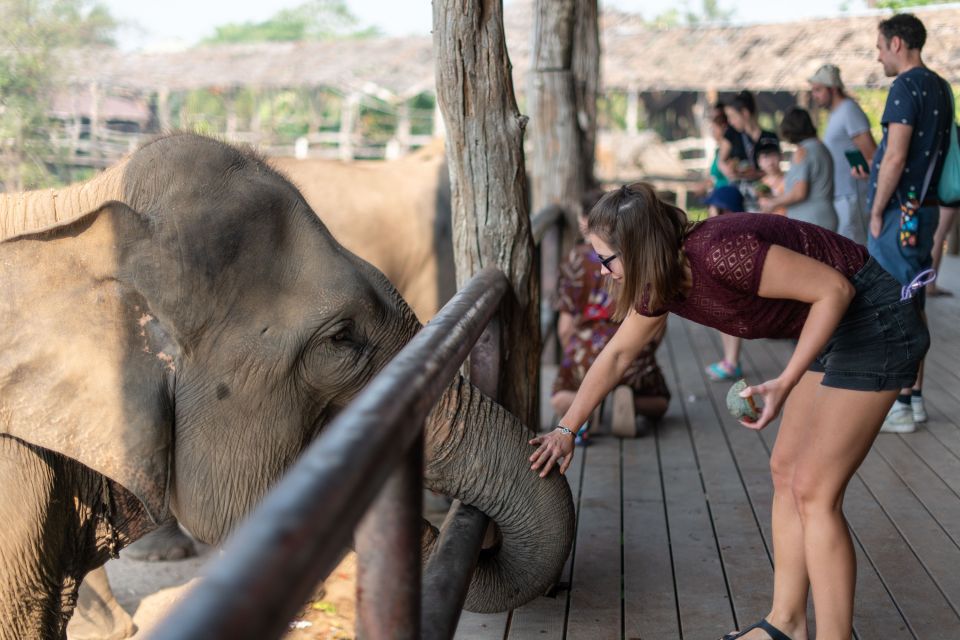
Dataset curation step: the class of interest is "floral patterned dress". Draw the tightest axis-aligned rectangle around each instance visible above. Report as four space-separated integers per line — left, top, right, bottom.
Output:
551 244 670 404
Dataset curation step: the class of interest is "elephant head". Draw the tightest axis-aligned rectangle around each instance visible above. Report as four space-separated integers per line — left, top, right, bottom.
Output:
0 133 572 617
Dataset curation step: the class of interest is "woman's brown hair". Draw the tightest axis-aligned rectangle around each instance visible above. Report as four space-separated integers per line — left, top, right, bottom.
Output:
587 182 693 320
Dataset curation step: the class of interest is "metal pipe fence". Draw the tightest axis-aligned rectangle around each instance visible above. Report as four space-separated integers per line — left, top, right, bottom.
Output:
146 267 510 640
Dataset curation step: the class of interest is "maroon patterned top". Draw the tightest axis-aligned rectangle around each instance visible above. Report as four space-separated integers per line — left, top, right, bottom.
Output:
638 213 869 339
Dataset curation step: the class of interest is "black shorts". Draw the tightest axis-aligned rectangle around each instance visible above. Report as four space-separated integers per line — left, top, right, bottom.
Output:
809 257 930 391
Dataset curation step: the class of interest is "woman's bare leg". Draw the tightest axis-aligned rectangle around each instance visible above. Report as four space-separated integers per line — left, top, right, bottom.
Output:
634 395 669 420
722 333 742 368
733 372 821 640
735 372 898 640
791 385 896 639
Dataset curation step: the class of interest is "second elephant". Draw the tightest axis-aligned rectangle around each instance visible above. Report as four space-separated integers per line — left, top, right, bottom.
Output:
271 140 455 323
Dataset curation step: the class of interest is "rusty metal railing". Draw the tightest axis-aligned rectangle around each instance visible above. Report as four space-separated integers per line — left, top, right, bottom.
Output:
147 267 510 640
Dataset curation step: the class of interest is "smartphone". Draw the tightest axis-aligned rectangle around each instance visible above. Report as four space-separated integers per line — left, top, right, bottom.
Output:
844 149 869 173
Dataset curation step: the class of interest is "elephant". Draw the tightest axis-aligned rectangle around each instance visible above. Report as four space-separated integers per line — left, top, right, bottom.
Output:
112 142 456 568
0 132 574 639
271 139 455 324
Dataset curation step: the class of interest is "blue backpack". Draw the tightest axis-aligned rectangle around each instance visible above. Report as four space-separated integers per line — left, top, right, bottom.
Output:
937 85 960 203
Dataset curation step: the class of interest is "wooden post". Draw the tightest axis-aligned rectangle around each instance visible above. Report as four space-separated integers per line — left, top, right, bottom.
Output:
433 0 540 430
387 100 411 159
88 82 101 165
396 100 411 156
157 87 172 132
626 87 640 134
573 0 599 190
225 89 238 140
179 90 190 130
697 91 714 173
432 100 445 139
339 92 360 162
530 0 583 234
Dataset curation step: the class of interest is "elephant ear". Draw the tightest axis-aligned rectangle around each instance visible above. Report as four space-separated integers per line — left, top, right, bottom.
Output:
0 202 177 524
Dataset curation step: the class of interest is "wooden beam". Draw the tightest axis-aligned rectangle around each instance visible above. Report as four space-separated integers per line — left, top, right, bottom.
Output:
433 0 540 431
339 92 360 162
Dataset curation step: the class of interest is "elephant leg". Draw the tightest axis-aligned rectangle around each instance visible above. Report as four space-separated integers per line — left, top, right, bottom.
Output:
0 436 97 640
66 566 136 640
0 435 150 640
121 519 196 562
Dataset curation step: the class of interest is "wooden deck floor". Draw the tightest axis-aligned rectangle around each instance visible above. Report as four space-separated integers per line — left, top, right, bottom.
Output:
455 254 960 640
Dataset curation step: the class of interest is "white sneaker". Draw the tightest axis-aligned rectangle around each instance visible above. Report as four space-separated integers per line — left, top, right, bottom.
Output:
911 396 928 424
881 402 916 433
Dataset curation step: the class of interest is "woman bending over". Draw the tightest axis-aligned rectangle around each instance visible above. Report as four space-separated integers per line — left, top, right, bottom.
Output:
530 183 929 640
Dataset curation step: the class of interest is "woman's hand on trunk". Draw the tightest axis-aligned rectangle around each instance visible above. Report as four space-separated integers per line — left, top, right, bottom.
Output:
529 429 575 477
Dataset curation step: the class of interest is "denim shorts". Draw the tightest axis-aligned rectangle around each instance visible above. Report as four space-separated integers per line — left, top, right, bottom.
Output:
809 257 930 391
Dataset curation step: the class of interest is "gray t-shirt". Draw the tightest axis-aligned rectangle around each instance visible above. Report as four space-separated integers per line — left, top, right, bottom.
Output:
823 98 872 198
784 138 838 231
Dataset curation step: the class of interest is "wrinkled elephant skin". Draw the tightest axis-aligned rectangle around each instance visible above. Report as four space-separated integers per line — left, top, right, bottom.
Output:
0 133 573 638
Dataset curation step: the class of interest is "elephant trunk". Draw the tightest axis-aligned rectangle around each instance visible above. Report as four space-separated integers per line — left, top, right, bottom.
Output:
423 375 574 613
0 159 127 240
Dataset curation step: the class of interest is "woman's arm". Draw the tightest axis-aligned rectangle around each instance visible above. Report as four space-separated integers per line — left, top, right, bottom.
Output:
529 311 668 476
717 138 738 181
741 245 856 430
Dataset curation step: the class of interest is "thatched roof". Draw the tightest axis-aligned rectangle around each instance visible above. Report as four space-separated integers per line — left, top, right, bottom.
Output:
60 3 960 97
61 36 436 99
595 5 960 92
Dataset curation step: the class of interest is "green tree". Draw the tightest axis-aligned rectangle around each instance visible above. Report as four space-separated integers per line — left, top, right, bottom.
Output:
843 0 942 10
654 0 735 27
872 0 941 9
0 0 117 190
202 0 379 45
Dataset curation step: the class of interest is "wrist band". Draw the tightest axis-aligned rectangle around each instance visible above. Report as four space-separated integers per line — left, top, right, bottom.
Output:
555 426 574 437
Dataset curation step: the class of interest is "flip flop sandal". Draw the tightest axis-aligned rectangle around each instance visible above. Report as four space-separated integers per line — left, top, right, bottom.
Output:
705 360 742 381
720 618 792 640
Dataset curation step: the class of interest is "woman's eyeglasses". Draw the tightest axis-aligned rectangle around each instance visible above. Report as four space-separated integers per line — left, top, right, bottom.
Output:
597 253 618 270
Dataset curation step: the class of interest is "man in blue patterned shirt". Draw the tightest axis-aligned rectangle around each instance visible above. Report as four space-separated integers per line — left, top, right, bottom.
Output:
866 13 952 433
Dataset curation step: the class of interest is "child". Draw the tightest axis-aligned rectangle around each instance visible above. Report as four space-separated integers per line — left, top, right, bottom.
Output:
754 140 786 216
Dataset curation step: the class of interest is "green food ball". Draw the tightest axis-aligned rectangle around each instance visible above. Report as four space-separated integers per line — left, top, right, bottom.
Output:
726 379 762 421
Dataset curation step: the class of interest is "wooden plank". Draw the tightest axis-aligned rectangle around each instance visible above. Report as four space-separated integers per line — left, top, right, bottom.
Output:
454 611 509 639
507 446 585 639
670 321 775 628
622 343 680 639
565 438 622 639
844 472 958 638
894 420 960 499
652 327 735 639
866 437 960 610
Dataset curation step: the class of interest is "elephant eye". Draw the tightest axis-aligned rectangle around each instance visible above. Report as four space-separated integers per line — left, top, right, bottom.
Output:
324 321 357 346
